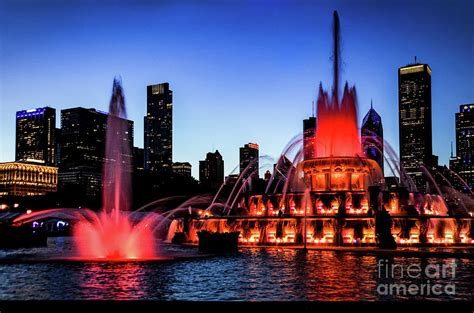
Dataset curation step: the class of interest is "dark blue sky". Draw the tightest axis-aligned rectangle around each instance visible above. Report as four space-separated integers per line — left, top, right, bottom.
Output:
1 0 473 177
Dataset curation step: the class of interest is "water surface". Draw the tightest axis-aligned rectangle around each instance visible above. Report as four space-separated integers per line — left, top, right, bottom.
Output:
0 237 472 301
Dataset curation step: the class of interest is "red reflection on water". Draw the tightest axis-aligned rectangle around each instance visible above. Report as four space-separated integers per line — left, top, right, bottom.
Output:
80 263 147 300
74 212 155 260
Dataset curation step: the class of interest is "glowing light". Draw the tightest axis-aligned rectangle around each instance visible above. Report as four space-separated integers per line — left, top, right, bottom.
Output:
410 234 419 243
73 79 157 260
314 81 361 158
399 64 431 76
14 203 20 208
343 234 353 243
26 209 32 214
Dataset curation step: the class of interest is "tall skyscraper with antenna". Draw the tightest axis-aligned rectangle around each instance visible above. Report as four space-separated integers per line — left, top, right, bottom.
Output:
398 62 433 190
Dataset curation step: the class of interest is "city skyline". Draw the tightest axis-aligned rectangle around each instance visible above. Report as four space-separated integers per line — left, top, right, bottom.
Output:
0 3 473 305
1 0 473 178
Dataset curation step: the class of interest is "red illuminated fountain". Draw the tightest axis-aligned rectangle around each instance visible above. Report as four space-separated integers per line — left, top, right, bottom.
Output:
313 11 360 159
169 11 473 249
73 78 156 260
299 12 382 196
10 78 165 260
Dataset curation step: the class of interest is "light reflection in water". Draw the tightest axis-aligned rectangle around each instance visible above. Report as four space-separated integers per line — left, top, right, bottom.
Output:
0 239 472 301
78 263 147 300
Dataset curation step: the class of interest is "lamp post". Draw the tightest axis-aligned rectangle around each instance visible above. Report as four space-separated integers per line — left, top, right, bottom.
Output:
302 187 310 253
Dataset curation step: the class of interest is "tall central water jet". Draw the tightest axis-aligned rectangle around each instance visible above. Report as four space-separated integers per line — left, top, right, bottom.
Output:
314 11 360 158
73 78 155 259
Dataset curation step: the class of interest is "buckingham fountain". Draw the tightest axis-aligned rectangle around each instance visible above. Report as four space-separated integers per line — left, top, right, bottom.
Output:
168 11 474 250
6 11 474 259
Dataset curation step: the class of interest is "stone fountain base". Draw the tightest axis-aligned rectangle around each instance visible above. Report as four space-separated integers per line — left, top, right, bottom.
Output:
197 231 240 253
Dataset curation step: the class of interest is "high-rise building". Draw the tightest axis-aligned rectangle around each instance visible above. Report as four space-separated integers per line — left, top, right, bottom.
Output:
59 107 133 200
15 107 56 166
173 162 192 177
303 117 316 160
240 143 259 179
0 162 58 197
144 83 173 173
133 147 145 171
199 150 224 190
398 63 433 189
55 128 61 166
361 102 384 174
452 104 474 190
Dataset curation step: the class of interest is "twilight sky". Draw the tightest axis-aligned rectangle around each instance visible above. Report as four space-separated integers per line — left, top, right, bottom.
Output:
0 0 473 178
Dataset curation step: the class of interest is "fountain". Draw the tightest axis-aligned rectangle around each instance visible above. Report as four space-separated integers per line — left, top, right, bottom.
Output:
12 78 161 260
7 11 474 255
73 78 156 260
172 11 474 249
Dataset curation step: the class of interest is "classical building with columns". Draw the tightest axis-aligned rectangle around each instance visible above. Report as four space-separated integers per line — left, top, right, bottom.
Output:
0 162 58 197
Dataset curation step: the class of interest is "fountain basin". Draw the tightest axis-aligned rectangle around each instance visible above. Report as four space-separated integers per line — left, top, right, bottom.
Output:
0 224 47 248
197 231 240 253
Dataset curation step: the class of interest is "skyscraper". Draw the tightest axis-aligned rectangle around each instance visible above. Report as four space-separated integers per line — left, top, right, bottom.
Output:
398 63 433 189
59 107 133 201
303 117 316 160
240 143 259 179
361 102 384 174
133 147 145 171
15 107 56 166
173 162 192 177
199 150 224 190
452 104 474 190
144 83 173 173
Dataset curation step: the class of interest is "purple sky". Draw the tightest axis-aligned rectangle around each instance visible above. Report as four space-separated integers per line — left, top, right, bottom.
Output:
0 0 473 178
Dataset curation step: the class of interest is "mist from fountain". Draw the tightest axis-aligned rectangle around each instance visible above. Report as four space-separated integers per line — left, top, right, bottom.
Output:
73 78 157 260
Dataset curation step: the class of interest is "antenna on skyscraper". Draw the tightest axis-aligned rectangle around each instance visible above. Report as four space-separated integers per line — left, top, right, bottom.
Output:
450 141 454 158
415 56 417 64
312 100 315 117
